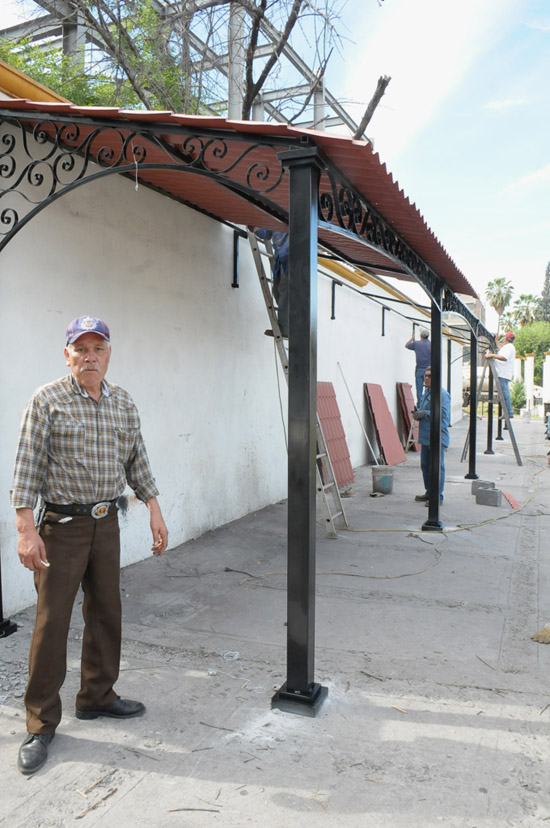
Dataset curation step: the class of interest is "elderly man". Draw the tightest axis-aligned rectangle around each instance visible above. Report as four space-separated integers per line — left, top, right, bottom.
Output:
11 316 168 775
405 327 431 403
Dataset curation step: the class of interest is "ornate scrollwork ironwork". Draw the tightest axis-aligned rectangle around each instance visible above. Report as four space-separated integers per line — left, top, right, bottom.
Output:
319 166 446 304
0 110 287 247
442 289 494 345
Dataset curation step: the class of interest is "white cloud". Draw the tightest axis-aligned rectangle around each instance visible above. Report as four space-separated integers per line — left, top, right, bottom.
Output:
342 0 523 162
505 163 550 192
525 19 550 33
483 98 528 111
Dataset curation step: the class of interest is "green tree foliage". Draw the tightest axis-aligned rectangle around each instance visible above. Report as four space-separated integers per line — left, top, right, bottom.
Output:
536 261 550 322
513 321 550 385
0 38 143 107
485 277 513 334
510 379 526 414
499 311 516 333
0 0 344 114
512 293 540 328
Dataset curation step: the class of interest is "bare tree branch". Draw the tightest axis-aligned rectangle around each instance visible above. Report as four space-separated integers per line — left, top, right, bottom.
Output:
242 0 303 120
353 74 391 141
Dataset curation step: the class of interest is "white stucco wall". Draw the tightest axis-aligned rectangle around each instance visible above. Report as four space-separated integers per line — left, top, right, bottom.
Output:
316 274 463 463
0 159 464 615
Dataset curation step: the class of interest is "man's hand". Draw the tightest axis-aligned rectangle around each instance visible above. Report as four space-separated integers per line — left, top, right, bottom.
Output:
16 508 49 571
146 497 168 557
412 409 427 420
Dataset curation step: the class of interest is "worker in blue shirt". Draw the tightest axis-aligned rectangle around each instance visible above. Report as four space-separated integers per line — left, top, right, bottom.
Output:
405 327 431 403
255 228 289 338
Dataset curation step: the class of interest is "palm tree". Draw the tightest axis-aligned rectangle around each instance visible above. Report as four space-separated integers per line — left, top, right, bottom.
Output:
485 277 513 334
499 311 516 333
513 294 539 327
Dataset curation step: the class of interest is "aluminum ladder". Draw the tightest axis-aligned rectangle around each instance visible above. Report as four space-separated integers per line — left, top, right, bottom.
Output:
247 229 348 537
461 358 522 466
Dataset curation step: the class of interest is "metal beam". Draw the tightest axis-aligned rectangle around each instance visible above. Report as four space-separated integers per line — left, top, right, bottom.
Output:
485 368 495 455
271 146 327 716
422 288 443 531
465 330 479 480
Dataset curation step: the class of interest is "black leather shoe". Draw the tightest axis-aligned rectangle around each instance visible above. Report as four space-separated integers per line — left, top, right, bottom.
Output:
414 493 429 501
18 732 55 775
76 696 145 720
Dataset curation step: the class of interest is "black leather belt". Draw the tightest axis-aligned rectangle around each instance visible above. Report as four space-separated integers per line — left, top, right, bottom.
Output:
44 499 118 519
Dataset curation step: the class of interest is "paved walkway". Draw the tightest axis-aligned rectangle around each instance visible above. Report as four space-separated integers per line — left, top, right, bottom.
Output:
1 415 549 827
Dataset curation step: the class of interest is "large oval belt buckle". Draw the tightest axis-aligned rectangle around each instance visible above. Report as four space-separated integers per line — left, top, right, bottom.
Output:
91 501 110 519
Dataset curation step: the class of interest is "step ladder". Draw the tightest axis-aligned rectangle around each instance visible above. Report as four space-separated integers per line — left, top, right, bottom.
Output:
405 420 418 452
487 359 522 465
461 358 522 466
247 229 348 538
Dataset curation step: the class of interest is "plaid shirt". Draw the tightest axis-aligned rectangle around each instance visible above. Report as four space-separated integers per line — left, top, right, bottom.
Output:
11 374 159 509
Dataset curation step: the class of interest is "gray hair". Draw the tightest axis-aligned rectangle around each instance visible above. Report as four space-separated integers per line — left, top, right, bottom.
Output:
420 329 429 339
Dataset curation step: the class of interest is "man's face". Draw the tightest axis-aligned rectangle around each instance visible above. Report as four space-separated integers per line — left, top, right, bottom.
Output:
424 371 432 388
64 332 111 390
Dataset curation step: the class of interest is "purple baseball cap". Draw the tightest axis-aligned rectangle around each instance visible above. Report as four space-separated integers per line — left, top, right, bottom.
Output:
65 316 111 345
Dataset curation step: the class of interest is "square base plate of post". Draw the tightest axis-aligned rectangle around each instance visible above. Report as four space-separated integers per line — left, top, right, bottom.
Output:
271 682 328 717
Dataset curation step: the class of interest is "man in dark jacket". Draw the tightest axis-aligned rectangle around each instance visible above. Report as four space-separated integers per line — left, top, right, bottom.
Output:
412 368 450 504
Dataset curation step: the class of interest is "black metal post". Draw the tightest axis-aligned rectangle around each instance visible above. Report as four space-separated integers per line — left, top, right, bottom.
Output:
465 331 479 479
231 230 239 288
271 147 327 716
422 288 443 531
496 401 504 440
485 368 495 454
330 280 342 320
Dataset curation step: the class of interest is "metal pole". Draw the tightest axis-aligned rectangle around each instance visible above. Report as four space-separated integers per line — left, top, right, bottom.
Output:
465 331 479 479
337 362 379 465
423 288 443 531
485 368 495 454
231 230 239 288
447 338 452 394
496 402 504 440
271 147 327 716
227 4 246 119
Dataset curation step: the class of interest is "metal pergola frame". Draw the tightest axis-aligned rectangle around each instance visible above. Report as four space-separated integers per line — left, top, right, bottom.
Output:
0 107 496 712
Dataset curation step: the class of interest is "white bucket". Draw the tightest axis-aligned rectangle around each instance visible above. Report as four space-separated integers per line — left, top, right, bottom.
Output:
372 465 393 495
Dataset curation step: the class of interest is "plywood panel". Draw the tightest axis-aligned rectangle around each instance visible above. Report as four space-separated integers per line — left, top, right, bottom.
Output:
364 383 407 466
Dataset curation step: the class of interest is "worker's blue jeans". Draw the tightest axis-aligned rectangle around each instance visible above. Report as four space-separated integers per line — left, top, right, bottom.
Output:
420 444 445 501
498 377 514 418
415 368 426 404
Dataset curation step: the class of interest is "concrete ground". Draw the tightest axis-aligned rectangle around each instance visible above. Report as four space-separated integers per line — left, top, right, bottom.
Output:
1 414 550 828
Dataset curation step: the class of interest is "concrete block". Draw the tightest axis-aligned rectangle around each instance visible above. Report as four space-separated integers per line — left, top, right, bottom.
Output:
471 479 495 495
476 487 502 507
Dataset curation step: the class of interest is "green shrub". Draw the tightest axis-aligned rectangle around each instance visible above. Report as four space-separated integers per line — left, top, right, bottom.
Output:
510 379 526 414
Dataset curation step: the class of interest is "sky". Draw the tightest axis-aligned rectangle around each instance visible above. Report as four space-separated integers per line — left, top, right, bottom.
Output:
327 0 550 328
1 0 548 329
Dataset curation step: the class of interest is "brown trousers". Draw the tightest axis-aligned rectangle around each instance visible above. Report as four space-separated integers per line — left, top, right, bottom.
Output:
25 509 121 734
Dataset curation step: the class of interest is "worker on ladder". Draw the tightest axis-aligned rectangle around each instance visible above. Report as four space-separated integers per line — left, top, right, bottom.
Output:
485 331 516 421
255 228 289 338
